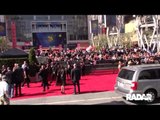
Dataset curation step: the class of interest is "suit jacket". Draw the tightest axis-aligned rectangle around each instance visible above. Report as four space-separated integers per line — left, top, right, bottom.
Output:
13 67 24 84
39 69 48 80
5 70 14 84
71 68 81 82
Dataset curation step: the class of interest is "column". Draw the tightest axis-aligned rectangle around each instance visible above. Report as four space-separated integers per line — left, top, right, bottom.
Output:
11 21 17 48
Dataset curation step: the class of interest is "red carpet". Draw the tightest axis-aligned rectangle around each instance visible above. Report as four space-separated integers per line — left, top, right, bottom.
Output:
11 69 118 100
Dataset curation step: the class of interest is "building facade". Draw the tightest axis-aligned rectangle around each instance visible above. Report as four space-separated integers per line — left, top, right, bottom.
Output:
5 15 89 48
87 15 125 40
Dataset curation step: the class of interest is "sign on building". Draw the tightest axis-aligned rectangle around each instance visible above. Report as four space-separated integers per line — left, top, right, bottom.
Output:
91 20 98 35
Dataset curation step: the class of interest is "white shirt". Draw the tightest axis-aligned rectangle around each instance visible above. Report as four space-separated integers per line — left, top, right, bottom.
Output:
22 64 27 69
0 81 9 97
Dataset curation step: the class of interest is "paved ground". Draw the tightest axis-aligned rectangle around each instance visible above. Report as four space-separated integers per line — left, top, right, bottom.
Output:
9 91 143 105
10 91 160 105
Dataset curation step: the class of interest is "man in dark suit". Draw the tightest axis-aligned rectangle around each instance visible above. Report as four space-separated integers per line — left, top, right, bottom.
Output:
13 64 24 97
71 63 81 94
5 67 14 98
39 64 49 92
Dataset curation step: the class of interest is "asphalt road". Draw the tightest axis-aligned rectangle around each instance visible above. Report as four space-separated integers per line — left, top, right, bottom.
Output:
11 91 160 105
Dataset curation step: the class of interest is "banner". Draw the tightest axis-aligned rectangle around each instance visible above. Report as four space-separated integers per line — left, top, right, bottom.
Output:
91 20 98 35
11 21 17 48
33 32 66 47
0 22 6 36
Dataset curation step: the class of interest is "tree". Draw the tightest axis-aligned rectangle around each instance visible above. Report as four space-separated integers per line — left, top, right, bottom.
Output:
91 32 135 50
28 47 38 77
118 32 134 48
28 47 38 65
0 36 10 52
92 34 108 50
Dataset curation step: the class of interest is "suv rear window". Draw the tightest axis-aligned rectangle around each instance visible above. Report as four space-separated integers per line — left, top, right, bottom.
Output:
118 69 135 80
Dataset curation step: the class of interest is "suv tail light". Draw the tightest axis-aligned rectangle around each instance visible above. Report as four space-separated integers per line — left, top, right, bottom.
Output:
131 82 137 90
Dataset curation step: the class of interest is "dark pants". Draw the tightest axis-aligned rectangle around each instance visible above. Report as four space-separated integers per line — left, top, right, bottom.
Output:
55 75 61 85
42 78 49 91
22 77 30 87
73 81 80 94
15 83 22 96
47 73 52 84
67 70 71 79
51 73 56 82
8 84 14 98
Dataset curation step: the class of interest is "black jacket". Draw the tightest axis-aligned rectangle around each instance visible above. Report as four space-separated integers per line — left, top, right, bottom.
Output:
71 68 81 82
13 67 24 84
5 70 14 84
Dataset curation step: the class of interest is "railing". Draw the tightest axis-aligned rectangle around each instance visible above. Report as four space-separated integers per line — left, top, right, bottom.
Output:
84 59 119 75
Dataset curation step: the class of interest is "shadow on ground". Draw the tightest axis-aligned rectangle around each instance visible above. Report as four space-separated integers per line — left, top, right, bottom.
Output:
89 71 118 76
81 90 109 94
93 97 160 105
94 101 128 105
130 97 160 105
118 97 160 105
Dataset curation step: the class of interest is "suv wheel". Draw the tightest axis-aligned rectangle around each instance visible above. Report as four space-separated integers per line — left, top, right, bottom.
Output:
145 90 157 103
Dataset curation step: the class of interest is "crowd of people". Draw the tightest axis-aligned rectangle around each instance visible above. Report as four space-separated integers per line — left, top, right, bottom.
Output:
1 45 160 105
0 59 82 105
